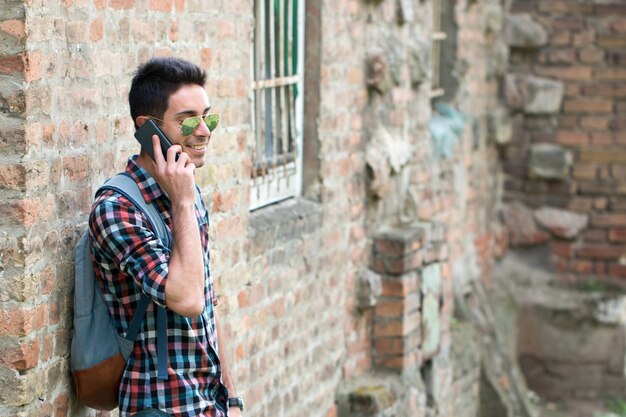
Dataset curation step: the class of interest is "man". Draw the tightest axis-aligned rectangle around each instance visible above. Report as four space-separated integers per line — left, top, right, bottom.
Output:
89 57 243 417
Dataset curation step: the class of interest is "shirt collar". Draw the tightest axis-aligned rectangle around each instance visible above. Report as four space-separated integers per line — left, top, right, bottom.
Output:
125 155 164 204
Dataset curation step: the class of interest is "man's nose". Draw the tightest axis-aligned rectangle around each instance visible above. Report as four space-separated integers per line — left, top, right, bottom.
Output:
196 118 211 136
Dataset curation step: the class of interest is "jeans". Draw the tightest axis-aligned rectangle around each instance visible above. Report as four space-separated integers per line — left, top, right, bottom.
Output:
131 409 172 417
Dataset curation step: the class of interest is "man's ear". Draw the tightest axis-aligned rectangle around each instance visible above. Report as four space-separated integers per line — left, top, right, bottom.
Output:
136 116 149 128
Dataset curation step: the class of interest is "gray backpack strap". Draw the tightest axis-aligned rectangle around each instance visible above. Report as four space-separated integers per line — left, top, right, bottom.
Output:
97 172 170 380
100 173 172 249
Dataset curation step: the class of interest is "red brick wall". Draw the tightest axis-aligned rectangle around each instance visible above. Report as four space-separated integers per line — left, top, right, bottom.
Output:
0 0 506 416
505 0 626 284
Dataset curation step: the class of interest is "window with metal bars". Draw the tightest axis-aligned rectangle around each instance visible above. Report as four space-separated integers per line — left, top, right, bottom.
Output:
431 0 446 99
250 0 305 210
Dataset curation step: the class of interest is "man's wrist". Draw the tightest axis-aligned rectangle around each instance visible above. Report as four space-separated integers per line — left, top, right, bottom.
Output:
228 397 244 411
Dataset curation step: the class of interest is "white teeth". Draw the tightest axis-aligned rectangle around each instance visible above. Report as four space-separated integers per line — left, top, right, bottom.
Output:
189 145 205 150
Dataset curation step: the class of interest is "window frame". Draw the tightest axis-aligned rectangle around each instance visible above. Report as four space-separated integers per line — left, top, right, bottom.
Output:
250 0 306 211
431 0 446 99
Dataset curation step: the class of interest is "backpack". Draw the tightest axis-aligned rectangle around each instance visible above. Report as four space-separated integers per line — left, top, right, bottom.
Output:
70 173 171 410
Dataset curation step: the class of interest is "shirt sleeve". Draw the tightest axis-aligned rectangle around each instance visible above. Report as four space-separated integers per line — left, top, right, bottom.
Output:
89 193 170 307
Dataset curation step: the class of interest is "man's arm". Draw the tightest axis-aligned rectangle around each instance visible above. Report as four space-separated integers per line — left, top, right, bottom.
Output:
147 136 205 317
216 313 243 417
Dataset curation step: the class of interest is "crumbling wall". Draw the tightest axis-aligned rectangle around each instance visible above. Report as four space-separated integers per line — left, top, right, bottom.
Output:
0 1 513 417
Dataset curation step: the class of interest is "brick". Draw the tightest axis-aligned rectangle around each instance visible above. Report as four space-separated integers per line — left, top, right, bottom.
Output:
90 18 104 42
573 30 595 47
0 19 25 39
62 155 89 182
110 0 133 9
596 5 626 15
580 150 626 164
374 337 405 355
0 307 39 337
0 164 26 191
0 54 24 74
0 338 39 371
608 263 626 277
539 1 593 14
168 21 178 42
611 19 626 33
568 260 593 273
608 229 626 243
374 351 419 370
576 244 624 260
591 214 626 228
548 18 583 31
558 115 578 129
563 99 613 113
612 166 626 180
545 48 576 64
380 276 419 297
582 84 626 98
596 69 626 81
579 47 604 64
584 229 606 242
66 21 88 43
552 241 574 257
551 31 571 46
375 295 419 318
53 393 69 417
536 66 592 80
580 116 610 130
556 131 589 145
217 20 235 39
270 297 285 317
598 37 626 49
590 132 615 145
24 51 41 82
5 198 41 227
571 164 596 180
149 0 173 11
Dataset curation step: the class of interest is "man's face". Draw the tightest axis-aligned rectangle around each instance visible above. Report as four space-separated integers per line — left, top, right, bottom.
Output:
158 84 212 168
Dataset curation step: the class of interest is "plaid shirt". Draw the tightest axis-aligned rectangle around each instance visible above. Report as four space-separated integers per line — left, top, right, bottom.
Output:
89 156 228 416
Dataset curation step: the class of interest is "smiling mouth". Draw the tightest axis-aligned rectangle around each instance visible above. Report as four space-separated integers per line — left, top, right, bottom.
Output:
188 144 206 150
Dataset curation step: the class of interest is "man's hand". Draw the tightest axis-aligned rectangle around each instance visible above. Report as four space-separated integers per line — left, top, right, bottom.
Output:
150 135 196 208
150 134 205 317
229 407 243 417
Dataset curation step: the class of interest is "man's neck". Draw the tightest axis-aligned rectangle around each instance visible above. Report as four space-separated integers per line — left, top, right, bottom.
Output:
135 152 156 179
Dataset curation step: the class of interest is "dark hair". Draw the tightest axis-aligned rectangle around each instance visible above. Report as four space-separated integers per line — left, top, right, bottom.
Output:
129 57 207 128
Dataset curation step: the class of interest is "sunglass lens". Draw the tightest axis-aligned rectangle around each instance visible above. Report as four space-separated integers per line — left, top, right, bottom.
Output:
181 117 201 136
205 114 219 131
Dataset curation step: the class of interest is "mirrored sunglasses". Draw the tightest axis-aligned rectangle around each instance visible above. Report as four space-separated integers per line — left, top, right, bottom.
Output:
149 113 220 137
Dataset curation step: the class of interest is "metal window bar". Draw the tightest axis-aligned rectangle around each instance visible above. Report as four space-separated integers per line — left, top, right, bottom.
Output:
252 0 301 207
431 0 446 98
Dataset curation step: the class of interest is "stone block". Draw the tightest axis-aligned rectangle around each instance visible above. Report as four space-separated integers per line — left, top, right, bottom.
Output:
501 202 550 247
504 74 564 115
349 384 395 415
358 270 383 310
408 34 429 87
396 0 415 24
528 143 572 180
366 47 393 95
421 263 441 296
371 224 432 275
533 207 588 239
504 14 548 49
336 377 399 417
487 107 512 145
421 294 440 360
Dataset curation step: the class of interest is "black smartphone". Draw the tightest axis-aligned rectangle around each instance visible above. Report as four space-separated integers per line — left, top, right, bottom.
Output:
134 119 173 162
